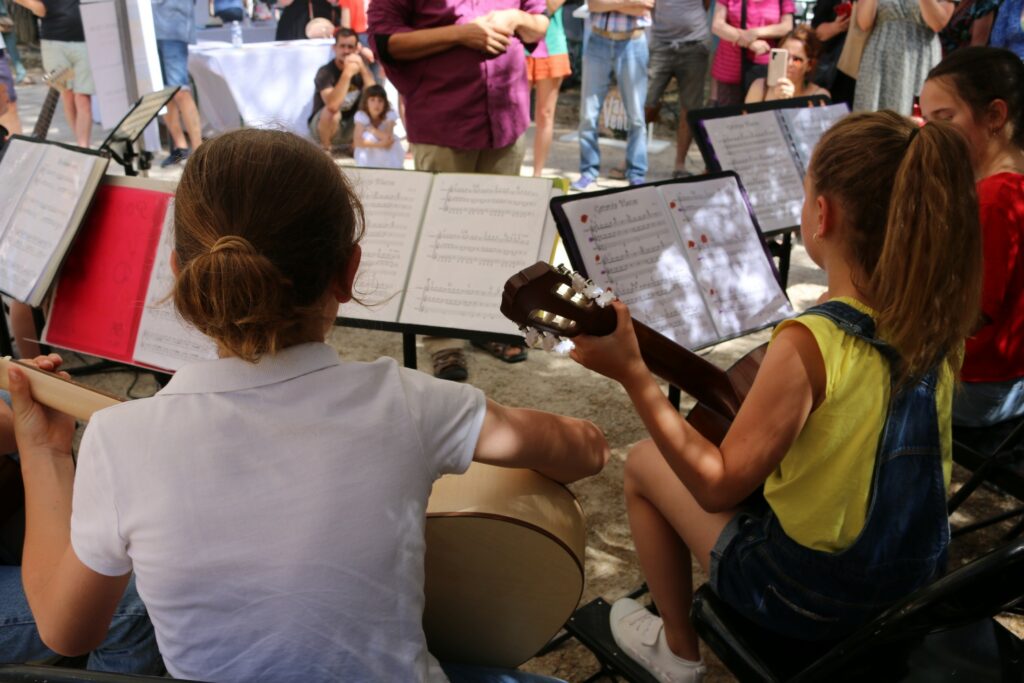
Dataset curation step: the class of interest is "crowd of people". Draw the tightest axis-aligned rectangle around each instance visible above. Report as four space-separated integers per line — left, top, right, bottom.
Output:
0 0 1023 681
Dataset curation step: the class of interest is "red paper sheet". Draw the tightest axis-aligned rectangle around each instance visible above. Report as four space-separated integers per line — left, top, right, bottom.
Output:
45 185 170 364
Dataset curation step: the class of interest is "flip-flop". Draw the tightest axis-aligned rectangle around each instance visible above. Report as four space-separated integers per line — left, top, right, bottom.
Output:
471 340 528 363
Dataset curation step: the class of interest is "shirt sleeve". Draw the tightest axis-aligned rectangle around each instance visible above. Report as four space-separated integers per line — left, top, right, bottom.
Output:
70 419 133 577
781 0 797 16
314 66 335 94
398 368 487 479
521 0 546 16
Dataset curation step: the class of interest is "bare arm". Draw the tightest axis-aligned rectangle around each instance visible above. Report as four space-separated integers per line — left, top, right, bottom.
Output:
473 399 609 484
815 13 851 41
856 0 879 33
388 20 516 59
712 3 746 44
12 0 46 17
749 12 794 39
970 11 994 44
919 0 954 31
8 362 129 656
571 302 825 511
546 0 567 14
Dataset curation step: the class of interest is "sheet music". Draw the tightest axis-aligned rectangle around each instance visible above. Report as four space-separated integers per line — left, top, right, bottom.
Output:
0 139 45 245
780 104 850 170
559 186 719 349
539 188 564 265
340 168 433 323
0 144 101 303
132 200 219 371
661 177 793 340
400 174 551 335
701 111 804 232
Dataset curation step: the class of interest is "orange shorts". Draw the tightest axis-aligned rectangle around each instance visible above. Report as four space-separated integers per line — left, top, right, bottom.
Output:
526 53 572 83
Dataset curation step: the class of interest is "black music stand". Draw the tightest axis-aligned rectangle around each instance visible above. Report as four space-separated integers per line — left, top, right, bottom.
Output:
99 86 180 176
687 96 838 287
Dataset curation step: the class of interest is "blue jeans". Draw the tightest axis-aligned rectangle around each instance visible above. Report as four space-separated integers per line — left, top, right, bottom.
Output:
578 32 648 183
710 301 949 641
0 570 163 672
953 376 1024 427
0 394 162 672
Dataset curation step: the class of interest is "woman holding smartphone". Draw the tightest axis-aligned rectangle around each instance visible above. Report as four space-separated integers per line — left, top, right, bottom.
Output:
853 0 953 114
745 24 830 102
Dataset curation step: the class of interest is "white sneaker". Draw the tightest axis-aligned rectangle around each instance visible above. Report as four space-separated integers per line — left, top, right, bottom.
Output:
609 597 707 683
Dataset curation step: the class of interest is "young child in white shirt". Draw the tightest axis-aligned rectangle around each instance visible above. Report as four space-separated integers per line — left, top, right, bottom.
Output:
8 129 608 682
353 84 405 169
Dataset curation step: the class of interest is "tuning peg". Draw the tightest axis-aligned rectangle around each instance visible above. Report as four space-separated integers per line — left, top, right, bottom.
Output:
553 339 575 355
540 332 559 352
595 289 616 307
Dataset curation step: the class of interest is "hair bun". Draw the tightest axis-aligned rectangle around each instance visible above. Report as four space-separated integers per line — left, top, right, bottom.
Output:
209 235 256 256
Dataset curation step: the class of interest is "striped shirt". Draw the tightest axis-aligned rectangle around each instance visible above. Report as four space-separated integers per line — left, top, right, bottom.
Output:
591 10 652 33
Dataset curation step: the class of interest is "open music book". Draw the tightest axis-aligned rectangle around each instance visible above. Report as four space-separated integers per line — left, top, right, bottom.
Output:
0 136 109 306
695 102 848 233
340 169 561 337
550 172 793 351
43 176 218 373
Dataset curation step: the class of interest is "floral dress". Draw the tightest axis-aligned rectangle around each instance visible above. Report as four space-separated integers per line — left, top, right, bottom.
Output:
853 0 941 115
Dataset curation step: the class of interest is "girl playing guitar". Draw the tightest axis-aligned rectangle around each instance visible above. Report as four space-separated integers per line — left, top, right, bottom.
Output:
571 112 984 682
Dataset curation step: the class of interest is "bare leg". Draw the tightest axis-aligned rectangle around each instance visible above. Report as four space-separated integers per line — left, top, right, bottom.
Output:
532 77 563 177
0 106 22 137
317 109 341 150
675 110 694 173
9 302 41 359
623 439 736 660
163 98 188 150
72 92 92 147
60 90 76 139
175 89 203 150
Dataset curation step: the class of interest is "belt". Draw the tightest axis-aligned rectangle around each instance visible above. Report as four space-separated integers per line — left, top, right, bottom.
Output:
591 26 646 40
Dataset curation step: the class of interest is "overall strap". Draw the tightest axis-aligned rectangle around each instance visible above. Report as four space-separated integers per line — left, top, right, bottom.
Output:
800 300 903 369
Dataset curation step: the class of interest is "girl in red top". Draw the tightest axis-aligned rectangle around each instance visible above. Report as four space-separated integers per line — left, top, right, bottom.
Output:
920 47 1024 426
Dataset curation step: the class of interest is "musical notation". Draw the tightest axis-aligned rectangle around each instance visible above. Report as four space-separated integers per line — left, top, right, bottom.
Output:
701 112 804 232
401 174 551 335
780 104 848 170
133 200 219 370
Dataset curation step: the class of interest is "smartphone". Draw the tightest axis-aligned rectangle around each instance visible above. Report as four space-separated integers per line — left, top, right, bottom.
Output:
767 49 788 87
835 1 853 17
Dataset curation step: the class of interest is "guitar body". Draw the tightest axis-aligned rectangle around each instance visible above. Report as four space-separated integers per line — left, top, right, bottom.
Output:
423 462 586 667
687 344 767 446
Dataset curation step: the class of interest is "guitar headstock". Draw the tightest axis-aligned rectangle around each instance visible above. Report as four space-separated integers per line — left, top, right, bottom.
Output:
43 67 74 94
501 262 617 350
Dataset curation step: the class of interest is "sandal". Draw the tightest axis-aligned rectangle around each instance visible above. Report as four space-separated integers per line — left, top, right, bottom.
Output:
431 348 468 382
471 339 528 364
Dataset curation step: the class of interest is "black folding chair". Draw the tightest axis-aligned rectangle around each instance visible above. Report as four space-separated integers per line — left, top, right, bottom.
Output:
690 537 1024 682
948 416 1024 540
0 666 205 683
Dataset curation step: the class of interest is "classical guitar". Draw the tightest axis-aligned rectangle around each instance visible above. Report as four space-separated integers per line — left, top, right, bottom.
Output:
31 67 74 140
501 262 767 445
0 357 586 669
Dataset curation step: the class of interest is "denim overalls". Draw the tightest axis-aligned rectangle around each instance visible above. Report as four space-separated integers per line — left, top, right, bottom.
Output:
710 301 950 641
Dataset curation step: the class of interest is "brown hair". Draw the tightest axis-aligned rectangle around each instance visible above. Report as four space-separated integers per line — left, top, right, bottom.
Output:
358 84 391 126
927 46 1024 150
809 111 983 386
173 129 364 362
781 24 824 72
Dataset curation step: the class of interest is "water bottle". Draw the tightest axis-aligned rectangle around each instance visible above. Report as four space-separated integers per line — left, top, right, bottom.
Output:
231 20 243 48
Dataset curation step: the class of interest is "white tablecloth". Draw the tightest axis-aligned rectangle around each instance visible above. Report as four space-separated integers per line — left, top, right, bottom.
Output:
188 39 334 136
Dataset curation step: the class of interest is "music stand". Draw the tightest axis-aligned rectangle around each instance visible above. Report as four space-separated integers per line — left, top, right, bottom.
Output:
99 86 180 176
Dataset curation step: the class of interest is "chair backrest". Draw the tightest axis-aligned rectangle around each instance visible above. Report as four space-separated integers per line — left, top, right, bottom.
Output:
795 537 1024 680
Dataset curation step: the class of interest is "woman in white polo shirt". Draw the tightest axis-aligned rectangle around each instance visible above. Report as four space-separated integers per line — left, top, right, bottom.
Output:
7 129 609 682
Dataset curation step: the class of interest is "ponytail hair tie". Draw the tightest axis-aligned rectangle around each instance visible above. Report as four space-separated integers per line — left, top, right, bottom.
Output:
906 125 921 148
209 235 256 256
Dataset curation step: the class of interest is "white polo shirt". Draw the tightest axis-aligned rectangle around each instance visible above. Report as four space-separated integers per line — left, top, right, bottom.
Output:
70 343 486 683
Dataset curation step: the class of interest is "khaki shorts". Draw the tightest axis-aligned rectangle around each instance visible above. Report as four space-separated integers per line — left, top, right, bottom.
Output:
40 40 95 95
308 107 354 148
412 136 526 174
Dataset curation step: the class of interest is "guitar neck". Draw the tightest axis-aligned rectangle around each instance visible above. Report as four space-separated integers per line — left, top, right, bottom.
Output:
631 320 744 419
0 358 122 421
31 89 61 140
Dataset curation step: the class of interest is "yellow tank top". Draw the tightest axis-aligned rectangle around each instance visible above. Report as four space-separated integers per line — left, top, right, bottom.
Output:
763 298 953 553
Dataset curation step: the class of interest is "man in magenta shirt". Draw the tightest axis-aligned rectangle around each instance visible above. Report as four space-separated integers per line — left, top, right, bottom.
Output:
368 0 548 172
368 0 548 380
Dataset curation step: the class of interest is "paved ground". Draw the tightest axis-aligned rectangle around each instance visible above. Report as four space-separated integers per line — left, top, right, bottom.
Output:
7 64 1023 682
